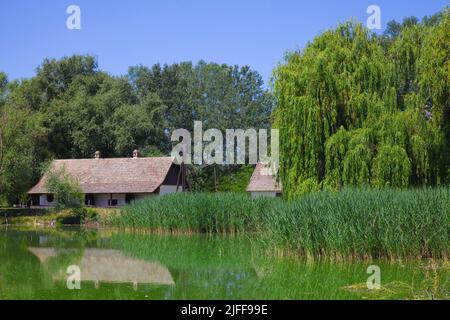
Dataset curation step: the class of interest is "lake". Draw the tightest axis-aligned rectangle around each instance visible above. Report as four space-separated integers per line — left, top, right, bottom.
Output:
0 227 448 299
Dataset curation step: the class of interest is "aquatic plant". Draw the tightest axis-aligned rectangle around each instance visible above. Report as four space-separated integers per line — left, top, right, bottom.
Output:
112 187 449 259
113 192 277 234
263 187 449 259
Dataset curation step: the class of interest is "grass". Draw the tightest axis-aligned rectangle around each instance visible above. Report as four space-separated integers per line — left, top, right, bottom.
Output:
0 207 49 217
0 207 109 226
0 208 59 226
112 187 449 259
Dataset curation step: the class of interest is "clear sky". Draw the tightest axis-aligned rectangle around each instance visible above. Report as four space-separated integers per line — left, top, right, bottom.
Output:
0 0 447 84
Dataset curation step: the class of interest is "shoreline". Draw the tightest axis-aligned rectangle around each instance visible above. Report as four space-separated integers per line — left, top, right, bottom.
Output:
2 187 449 261
1 223 448 263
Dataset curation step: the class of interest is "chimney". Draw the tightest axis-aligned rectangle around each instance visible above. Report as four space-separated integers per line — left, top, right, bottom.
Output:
94 151 101 159
133 149 139 158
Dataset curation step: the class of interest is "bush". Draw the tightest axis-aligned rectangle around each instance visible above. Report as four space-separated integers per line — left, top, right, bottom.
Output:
56 207 99 225
85 208 99 221
44 166 83 210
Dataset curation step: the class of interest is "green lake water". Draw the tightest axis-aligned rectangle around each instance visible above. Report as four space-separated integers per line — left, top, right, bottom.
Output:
0 227 448 300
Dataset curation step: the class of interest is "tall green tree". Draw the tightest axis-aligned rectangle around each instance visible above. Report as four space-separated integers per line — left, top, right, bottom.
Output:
128 60 274 134
274 10 449 198
43 72 136 158
128 61 275 191
0 105 46 204
0 55 275 202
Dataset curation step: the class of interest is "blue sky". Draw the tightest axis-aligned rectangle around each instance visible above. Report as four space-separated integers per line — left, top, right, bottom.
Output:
0 0 446 84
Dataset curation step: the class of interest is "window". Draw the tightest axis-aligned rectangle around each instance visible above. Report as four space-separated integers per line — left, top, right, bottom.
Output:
46 194 54 203
108 199 118 206
85 194 95 206
31 195 40 206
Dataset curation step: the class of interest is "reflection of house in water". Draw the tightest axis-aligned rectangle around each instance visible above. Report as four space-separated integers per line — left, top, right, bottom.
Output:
28 248 174 288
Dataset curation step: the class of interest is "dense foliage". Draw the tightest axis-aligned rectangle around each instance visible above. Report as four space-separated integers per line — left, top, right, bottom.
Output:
44 166 84 210
113 188 449 259
274 10 449 197
1 9 448 203
0 58 273 203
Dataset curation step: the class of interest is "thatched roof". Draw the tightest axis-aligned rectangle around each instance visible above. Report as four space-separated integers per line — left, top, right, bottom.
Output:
28 157 175 194
246 163 282 192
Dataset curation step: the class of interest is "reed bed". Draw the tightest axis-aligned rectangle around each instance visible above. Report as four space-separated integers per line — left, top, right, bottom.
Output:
112 188 449 259
114 192 278 234
262 187 449 259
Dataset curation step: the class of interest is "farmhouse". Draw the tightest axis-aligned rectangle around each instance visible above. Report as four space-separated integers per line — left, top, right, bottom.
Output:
28 150 186 207
246 163 282 197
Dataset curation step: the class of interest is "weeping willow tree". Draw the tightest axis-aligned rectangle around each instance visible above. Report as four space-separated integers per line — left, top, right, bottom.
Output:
274 10 449 198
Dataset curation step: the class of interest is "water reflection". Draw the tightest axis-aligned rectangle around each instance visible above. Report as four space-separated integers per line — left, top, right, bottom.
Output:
28 248 174 287
0 228 447 300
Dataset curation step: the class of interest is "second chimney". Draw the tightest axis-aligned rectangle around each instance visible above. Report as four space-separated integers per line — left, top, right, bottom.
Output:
133 149 139 158
94 151 101 159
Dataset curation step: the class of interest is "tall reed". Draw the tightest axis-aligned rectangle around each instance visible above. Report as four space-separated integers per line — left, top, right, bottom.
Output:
112 187 449 259
262 187 449 259
114 192 278 234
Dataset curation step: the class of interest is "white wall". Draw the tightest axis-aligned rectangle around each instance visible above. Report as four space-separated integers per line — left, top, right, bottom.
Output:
159 185 182 195
250 191 278 198
37 189 179 207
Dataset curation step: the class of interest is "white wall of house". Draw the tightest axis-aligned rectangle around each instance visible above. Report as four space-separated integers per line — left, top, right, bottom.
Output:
36 188 181 208
159 185 182 195
250 191 279 198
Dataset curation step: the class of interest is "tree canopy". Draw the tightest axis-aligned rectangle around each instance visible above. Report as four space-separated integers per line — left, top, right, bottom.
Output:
0 56 273 203
1 9 447 203
274 9 449 198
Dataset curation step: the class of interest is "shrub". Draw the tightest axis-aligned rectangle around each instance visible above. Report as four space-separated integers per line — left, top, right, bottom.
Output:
85 208 99 221
56 207 99 225
44 166 83 210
